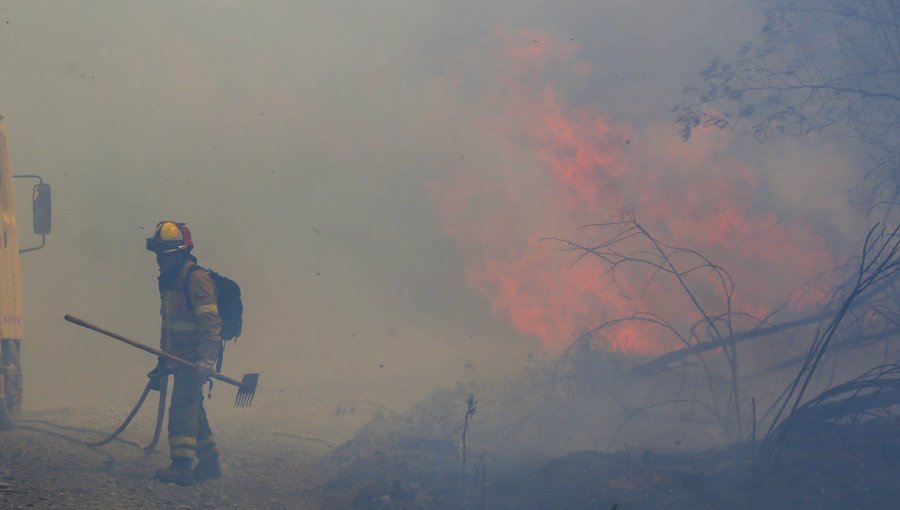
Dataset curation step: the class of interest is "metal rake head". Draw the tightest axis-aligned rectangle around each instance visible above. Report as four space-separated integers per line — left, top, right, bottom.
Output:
234 373 259 407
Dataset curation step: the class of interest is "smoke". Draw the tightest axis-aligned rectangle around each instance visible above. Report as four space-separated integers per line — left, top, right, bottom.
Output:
0 1 862 446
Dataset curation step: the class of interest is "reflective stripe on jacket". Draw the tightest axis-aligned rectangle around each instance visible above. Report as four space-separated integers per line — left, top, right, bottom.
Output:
160 261 223 363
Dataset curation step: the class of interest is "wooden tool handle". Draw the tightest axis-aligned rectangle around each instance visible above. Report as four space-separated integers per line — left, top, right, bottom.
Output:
65 314 244 388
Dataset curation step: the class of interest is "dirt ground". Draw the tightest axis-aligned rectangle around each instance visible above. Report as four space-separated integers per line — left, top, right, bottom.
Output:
0 384 371 510
3 378 899 510
0 425 317 510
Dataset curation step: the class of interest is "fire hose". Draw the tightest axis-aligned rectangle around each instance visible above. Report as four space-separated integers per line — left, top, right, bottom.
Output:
19 375 169 453
82 374 168 452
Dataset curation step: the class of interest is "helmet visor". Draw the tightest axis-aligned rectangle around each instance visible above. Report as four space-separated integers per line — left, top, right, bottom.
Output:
146 237 184 253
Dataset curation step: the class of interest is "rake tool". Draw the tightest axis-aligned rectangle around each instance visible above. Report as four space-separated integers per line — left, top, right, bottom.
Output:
65 314 259 407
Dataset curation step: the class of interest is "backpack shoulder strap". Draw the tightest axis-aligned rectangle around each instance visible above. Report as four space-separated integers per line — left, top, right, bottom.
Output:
183 264 226 372
182 264 206 308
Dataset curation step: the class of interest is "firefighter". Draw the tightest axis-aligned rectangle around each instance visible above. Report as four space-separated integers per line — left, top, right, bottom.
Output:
146 221 223 486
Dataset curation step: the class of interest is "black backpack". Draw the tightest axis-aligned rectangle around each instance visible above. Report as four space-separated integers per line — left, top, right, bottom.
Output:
184 265 244 341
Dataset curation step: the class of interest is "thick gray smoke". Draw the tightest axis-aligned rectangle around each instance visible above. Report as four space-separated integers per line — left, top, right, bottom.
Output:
0 1 862 448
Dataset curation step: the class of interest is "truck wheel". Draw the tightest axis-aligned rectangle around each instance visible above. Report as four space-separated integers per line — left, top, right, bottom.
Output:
0 382 16 430
0 341 22 430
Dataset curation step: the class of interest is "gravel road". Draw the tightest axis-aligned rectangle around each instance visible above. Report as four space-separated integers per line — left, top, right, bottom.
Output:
0 388 373 509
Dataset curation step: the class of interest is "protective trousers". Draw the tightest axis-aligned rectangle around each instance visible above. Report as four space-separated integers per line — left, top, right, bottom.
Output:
168 364 218 463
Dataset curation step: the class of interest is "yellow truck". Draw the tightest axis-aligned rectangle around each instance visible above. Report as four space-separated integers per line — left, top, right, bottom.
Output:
0 114 51 429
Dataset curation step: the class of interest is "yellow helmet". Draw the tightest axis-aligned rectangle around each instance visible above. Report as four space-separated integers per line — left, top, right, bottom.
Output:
146 221 194 254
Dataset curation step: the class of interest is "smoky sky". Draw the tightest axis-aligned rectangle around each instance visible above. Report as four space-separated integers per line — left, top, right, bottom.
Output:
0 2 861 410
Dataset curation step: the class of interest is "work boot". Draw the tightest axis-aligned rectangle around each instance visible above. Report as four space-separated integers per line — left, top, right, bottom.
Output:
154 458 194 486
193 455 222 481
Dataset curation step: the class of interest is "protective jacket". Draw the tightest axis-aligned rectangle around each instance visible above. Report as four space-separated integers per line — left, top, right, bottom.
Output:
158 257 222 465
160 260 223 364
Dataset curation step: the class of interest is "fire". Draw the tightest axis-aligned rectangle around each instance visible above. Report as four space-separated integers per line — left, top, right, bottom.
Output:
428 28 837 354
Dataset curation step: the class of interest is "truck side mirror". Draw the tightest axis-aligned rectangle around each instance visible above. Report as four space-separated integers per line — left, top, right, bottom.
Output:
32 183 50 235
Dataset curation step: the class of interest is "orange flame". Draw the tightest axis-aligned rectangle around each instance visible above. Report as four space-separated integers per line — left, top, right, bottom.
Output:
429 28 837 354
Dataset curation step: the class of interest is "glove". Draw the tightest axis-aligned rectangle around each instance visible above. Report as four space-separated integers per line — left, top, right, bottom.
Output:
196 359 216 380
147 356 171 391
